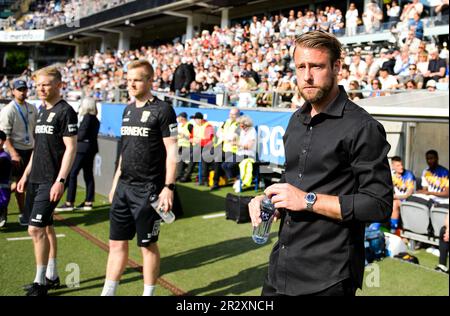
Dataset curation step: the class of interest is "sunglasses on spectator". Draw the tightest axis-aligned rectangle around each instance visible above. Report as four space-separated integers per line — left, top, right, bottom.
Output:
409 67 416 70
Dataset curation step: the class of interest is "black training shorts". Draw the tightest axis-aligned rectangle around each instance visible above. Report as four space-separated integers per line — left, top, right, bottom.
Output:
26 182 57 227
109 181 162 247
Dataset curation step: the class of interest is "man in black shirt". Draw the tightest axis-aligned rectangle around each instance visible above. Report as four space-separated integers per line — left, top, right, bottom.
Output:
425 48 446 84
17 66 78 296
249 31 393 296
101 60 178 296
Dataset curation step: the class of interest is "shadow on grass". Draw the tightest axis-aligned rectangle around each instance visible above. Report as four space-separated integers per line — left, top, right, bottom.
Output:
176 183 259 219
53 205 110 227
51 268 141 296
160 231 276 276
0 222 29 234
188 262 268 296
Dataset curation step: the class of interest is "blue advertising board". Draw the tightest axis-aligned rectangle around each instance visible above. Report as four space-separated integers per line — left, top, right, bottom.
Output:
99 103 294 166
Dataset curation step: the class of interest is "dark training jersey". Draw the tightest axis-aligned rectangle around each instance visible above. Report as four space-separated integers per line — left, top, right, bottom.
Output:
29 100 78 184
119 98 177 186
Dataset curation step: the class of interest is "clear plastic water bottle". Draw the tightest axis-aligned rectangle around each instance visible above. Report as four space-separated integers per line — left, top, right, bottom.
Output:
149 194 175 224
252 196 276 244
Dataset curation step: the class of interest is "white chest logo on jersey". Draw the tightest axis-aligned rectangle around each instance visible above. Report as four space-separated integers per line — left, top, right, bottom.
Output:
35 125 54 134
121 126 150 137
47 112 56 123
141 111 151 123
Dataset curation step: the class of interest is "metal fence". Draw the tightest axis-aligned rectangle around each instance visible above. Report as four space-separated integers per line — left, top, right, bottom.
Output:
20 87 411 109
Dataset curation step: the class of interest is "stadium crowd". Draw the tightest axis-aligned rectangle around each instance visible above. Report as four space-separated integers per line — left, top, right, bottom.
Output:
1 3 449 107
0 0 135 31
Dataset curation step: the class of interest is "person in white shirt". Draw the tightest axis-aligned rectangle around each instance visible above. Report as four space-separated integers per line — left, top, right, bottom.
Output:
386 0 401 26
378 67 399 92
345 3 359 36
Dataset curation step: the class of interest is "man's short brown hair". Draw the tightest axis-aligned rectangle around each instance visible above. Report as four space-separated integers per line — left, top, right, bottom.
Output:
32 66 62 83
127 60 154 80
294 30 343 65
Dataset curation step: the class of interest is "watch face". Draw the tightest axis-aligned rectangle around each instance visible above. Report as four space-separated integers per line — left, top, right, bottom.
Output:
306 192 316 203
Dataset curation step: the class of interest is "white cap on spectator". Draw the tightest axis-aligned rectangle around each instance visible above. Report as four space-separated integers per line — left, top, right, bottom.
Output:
426 80 436 88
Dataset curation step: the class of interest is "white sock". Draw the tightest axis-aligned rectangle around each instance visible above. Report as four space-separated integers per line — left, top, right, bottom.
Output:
101 279 119 296
143 284 156 296
46 258 58 281
34 265 47 285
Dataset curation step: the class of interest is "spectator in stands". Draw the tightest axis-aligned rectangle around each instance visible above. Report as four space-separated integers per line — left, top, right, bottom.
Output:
237 71 257 108
400 64 424 89
435 213 449 273
394 48 415 78
365 53 381 81
400 0 423 23
249 31 393 296
276 78 295 107
331 9 345 36
348 80 364 101
0 79 38 226
425 49 447 83
0 130 12 228
409 12 424 40
56 98 100 212
350 51 368 80
256 81 273 107
390 156 416 233
368 78 385 97
345 3 359 37
381 49 397 75
386 1 401 27
244 63 260 85
362 0 383 33
338 64 353 91
170 56 195 107
435 0 449 25
378 67 399 92
426 79 438 91
416 50 429 75
405 79 418 90
402 30 422 54
176 112 194 183
416 150 449 203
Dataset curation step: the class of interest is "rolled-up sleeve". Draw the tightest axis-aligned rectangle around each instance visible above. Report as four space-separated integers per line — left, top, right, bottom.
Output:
0 106 14 136
339 120 393 223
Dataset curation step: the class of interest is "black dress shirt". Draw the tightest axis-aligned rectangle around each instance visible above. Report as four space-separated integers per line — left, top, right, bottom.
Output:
268 86 393 295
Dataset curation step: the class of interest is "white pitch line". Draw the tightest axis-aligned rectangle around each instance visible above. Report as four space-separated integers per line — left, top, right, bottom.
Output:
202 213 226 219
7 234 66 241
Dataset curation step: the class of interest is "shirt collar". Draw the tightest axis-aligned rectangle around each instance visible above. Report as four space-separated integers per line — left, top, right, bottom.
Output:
299 85 348 124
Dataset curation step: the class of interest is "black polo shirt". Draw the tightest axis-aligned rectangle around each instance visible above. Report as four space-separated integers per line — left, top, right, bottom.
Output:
29 100 78 184
268 86 393 295
119 98 177 187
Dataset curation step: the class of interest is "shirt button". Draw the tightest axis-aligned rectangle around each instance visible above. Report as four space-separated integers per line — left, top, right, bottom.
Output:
286 220 291 225
281 244 286 249
298 173 302 179
309 126 313 131
302 149 307 154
